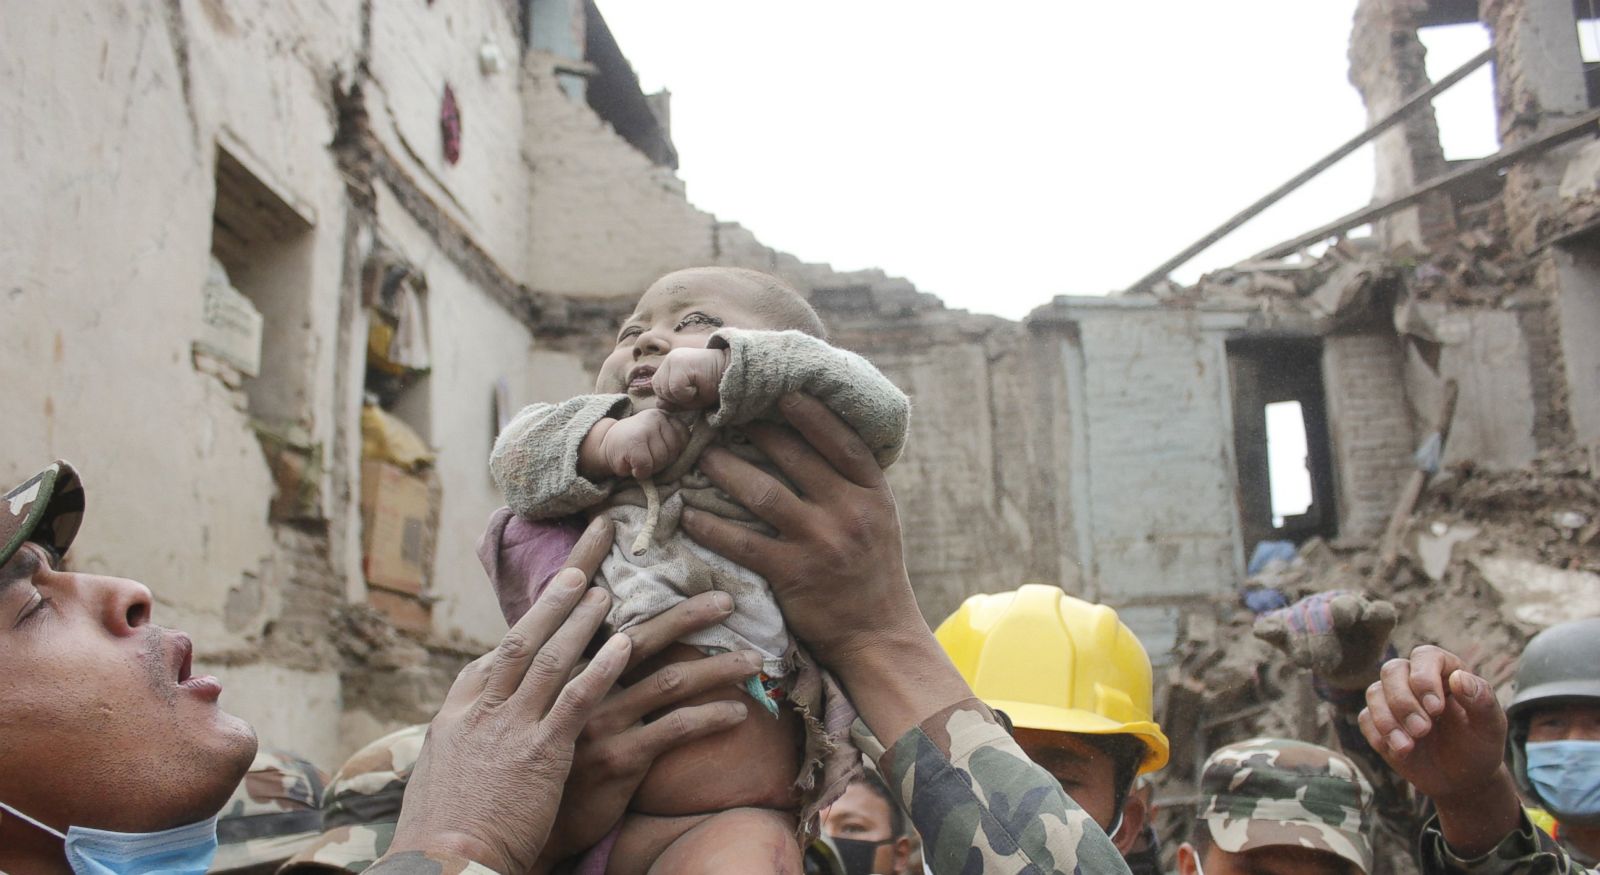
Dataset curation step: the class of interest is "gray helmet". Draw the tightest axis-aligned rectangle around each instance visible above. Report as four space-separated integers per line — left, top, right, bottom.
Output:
1506 618 1600 817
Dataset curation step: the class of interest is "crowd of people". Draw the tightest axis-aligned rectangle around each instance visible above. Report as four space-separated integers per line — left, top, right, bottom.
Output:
2 267 1597 874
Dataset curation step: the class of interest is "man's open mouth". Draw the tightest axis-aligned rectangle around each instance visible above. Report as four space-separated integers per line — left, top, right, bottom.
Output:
173 633 193 683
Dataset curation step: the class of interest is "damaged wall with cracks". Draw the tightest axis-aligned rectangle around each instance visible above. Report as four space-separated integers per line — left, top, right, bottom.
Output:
1 0 1093 765
1146 0 1600 862
6 0 1598 774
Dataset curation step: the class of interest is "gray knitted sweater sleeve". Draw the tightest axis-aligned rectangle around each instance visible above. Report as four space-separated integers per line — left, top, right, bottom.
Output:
708 328 910 468
489 393 630 520
488 329 909 521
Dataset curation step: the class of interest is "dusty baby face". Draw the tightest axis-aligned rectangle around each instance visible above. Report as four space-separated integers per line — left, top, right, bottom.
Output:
597 269 778 410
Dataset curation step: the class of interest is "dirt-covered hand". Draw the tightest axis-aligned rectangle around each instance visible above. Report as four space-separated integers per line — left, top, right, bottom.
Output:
1358 645 1508 802
543 592 758 861
1253 590 1397 690
680 393 920 667
681 392 979 745
651 347 728 412
595 410 689 479
384 568 631 874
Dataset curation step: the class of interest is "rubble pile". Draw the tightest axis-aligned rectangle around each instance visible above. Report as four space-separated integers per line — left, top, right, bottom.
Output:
1154 446 1597 864
1139 202 1529 318
1402 224 1530 308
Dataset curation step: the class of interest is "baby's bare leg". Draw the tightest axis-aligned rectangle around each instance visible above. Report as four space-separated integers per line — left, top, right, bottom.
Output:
606 812 708 875
648 808 801 875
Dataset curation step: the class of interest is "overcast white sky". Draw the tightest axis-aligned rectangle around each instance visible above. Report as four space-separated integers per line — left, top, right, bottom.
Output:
599 1 1501 319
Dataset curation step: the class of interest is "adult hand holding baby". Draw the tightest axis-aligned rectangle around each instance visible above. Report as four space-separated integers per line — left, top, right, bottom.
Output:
382 539 629 874
542 591 761 863
682 392 973 744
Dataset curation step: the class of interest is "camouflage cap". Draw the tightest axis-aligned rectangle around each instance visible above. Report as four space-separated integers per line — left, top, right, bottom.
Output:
2 461 84 569
285 724 426 873
1197 737 1375 874
213 749 331 872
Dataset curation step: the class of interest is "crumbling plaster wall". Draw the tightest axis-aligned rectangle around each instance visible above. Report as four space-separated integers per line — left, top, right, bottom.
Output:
368 0 532 283
0 0 370 767
1554 242 1600 449
371 183 535 649
1027 299 1246 654
1482 0 1590 449
824 315 1076 624
522 58 717 298
1348 0 1456 249
1401 308 1539 469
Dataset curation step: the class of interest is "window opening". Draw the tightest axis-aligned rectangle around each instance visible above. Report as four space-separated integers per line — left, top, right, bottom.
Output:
1419 23 1499 159
358 246 438 636
1227 338 1338 553
1579 0 1600 107
208 142 319 524
209 144 316 426
1265 401 1313 528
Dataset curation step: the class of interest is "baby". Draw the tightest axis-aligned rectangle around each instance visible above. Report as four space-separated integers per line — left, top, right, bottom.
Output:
483 266 910 874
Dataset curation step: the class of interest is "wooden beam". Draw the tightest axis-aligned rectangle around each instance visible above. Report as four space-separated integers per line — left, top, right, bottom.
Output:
1254 106 1600 260
1372 379 1459 583
1125 46 1495 293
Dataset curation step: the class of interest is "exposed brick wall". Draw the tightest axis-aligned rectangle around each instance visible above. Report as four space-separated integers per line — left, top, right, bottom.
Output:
1348 0 1456 249
522 60 717 297
1323 331 1416 543
825 313 1075 624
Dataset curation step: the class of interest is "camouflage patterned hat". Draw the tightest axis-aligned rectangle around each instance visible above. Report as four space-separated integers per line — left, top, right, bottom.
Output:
284 724 427 873
2 461 84 569
1197 737 1375 874
213 749 331 873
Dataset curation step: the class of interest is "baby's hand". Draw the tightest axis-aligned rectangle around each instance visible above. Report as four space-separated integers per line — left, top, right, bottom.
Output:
652 347 728 411
591 410 689 480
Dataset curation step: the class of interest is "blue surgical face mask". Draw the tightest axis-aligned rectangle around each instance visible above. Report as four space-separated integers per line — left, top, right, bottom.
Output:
1526 740 1600 824
0 800 219 875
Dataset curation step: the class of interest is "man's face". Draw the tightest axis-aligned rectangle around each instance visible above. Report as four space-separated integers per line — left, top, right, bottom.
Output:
821 780 911 875
1178 842 1358 875
0 543 256 833
1013 728 1133 846
1526 701 1600 743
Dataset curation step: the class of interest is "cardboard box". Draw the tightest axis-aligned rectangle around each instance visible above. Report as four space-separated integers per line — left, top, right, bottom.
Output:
360 460 432 595
367 588 433 636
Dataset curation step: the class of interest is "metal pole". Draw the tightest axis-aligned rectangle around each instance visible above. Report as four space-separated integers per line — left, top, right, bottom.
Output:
1252 106 1600 260
1124 45 1495 293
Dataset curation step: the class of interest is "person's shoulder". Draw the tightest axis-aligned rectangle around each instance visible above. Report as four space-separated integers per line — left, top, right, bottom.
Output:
885 699 1124 873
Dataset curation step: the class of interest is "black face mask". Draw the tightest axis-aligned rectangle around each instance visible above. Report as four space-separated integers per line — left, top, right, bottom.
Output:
829 835 890 875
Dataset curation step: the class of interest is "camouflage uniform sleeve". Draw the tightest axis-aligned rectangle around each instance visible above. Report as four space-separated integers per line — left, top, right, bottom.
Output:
879 697 1132 874
1417 810 1597 874
344 849 503 875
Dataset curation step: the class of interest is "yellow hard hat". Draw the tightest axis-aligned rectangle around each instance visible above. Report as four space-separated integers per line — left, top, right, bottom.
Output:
935 585 1169 774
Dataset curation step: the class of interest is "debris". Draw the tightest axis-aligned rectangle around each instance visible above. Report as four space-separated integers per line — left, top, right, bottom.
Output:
360 460 435 597
1554 510 1589 531
1247 540 1297 576
1241 586 1290 614
1414 523 1480 581
1470 554 1600 628
361 404 435 471
1373 380 1459 580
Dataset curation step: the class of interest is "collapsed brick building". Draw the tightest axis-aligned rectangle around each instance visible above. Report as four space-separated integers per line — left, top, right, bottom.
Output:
1119 0 1600 866
3 0 1037 766
4 0 1596 790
